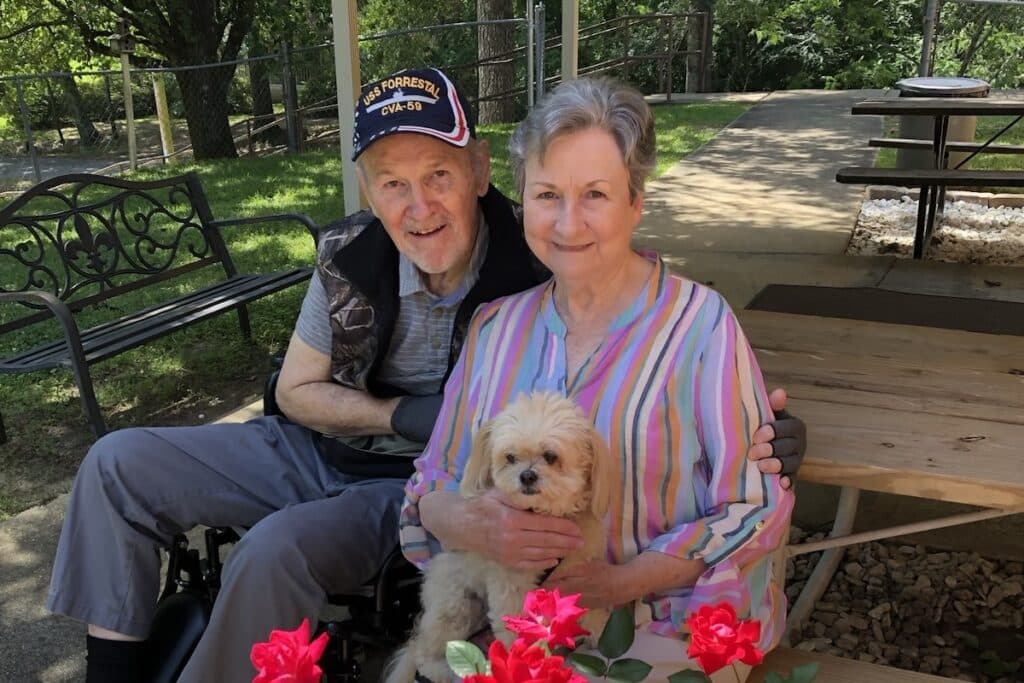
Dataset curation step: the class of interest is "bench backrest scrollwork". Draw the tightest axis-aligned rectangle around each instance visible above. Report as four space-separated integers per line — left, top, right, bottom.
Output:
0 172 235 335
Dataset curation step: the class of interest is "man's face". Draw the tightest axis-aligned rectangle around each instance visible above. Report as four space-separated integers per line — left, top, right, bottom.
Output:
358 133 491 296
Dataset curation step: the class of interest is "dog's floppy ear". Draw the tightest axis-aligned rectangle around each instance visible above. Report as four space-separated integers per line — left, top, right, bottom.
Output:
459 419 495 497
587 428 616 519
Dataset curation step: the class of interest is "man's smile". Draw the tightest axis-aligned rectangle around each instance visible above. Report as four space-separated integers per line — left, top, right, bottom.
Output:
409 224 446 237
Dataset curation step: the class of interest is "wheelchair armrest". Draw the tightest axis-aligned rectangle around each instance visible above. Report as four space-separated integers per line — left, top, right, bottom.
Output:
263 368 283 418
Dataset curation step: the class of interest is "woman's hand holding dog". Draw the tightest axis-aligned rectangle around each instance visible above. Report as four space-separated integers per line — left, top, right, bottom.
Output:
419 489 584 571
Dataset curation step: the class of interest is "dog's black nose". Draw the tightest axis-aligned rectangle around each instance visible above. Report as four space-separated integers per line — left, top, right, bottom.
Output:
519 469 538 487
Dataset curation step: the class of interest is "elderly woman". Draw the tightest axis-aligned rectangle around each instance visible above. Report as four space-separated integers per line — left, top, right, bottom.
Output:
399 77 793 681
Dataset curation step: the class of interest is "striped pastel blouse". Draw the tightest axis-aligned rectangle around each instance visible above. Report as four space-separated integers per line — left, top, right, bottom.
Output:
399 255 794 649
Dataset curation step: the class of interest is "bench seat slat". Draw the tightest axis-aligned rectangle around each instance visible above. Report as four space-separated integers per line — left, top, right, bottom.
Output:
788 398 1024 508
0 267 311 371
750 648 960 682
3 275 258 367
755 350 1024 425
837 166 1024 186
739 309 1023 372
868 136 1024 153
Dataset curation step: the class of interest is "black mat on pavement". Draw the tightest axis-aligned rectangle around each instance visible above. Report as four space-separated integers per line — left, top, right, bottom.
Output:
745 285 1024 336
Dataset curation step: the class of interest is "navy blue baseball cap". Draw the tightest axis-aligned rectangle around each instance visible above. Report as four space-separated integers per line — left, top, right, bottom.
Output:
352 67 476 161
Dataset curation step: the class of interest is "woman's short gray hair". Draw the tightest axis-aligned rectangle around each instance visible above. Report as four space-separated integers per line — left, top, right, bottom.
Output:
508 77 655 199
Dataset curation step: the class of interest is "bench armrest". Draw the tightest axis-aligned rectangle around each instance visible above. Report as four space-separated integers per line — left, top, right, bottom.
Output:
0 290 87 358
208 213 319 247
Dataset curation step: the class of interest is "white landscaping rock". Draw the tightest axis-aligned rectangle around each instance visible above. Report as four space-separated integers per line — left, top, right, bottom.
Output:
847 197 1024 265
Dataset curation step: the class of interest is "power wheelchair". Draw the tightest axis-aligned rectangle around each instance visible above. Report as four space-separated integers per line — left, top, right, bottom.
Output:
147 369 422 682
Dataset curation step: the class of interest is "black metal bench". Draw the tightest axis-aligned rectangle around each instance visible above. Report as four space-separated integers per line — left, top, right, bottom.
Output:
0 172 318 441
835 167 1024 259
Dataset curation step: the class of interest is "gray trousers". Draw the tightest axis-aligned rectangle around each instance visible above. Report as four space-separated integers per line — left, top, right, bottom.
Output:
46 416 407 683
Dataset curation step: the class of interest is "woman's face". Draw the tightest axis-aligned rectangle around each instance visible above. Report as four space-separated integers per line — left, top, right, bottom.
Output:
522 127 644 287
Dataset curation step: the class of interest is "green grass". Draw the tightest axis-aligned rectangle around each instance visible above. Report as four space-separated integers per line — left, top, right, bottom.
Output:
0 101 747 518
876 115 1024 181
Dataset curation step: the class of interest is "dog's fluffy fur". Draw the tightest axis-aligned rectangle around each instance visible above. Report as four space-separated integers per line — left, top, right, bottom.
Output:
385 392 615 683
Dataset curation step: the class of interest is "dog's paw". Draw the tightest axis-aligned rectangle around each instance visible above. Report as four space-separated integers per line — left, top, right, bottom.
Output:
580 608 611 648
418 660 459 683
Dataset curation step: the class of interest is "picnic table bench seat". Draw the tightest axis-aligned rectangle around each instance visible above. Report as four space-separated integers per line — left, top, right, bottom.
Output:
836 166 1024 188
750 648 962 682
867 137 1024 155
0 172 318 441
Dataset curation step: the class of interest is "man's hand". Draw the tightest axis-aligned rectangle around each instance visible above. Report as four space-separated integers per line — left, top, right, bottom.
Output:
470 491 584 571
747 388 807 491
390 394 445 442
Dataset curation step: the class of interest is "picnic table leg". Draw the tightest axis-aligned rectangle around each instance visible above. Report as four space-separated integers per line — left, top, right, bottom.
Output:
913 185 930 259
919 115 951 260
782 486 860 645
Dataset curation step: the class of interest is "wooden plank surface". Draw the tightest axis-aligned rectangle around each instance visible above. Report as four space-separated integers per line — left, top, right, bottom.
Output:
790 399 1024 508
836 167 1024 187
738 310 1024 509
739 310 1024 373
868 137 1024 155
750 648 958 683
852 98 1024 116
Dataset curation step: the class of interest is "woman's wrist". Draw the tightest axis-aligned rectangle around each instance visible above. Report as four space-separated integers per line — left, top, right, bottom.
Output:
618 551 707 604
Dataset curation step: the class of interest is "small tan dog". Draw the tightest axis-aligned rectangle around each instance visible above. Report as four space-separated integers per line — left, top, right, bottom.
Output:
385 392 615 683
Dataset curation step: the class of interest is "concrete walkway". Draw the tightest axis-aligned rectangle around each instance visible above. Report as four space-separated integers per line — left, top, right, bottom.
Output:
4 89 1024 681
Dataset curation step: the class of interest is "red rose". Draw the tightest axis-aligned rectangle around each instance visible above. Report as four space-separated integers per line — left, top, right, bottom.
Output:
502 588 589 649
250 617 330 683
488 639 588 683
685 603 764 675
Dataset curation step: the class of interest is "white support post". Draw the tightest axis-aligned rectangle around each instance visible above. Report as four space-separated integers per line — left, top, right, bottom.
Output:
331 0 362 215
152 73 175 163
561 0 578 82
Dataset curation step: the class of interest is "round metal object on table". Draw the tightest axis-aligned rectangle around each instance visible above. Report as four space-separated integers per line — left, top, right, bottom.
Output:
894 77 990 169
895 76 990 98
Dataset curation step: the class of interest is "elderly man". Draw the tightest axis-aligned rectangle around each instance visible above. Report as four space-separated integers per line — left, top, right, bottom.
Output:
47 68 805 683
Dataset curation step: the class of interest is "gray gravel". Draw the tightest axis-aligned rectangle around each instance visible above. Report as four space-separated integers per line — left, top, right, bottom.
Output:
848 198 1024 265
788 526 1024 681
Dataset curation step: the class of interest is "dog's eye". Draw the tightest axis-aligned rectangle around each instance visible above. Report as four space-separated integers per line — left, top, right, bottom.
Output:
505 452 516 464
542 450 558 465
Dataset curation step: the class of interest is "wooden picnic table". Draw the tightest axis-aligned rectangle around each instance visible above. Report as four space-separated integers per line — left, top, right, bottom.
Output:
739 309 1024 642
840 96 1024 259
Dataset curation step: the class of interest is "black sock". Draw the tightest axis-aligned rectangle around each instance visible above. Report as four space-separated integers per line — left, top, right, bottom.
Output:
86 635 146 683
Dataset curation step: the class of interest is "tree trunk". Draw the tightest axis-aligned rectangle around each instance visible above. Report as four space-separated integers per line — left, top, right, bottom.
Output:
175 66 238 159
247 38 287 146
59 74 102 146
699 0 714 92
477 0 516 124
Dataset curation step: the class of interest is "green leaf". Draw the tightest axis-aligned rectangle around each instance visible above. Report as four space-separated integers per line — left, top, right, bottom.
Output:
445 640 488 677
606 658 653 683
787 662 820 683
667 670 711 683
598 605 635 659
567 652 608 677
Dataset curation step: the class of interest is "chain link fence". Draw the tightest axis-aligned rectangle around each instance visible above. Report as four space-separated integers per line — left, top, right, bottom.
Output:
0 8 707 194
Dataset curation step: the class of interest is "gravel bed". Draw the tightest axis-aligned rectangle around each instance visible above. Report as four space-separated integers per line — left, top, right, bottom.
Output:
847 198 1024 265
787 527 1024 681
